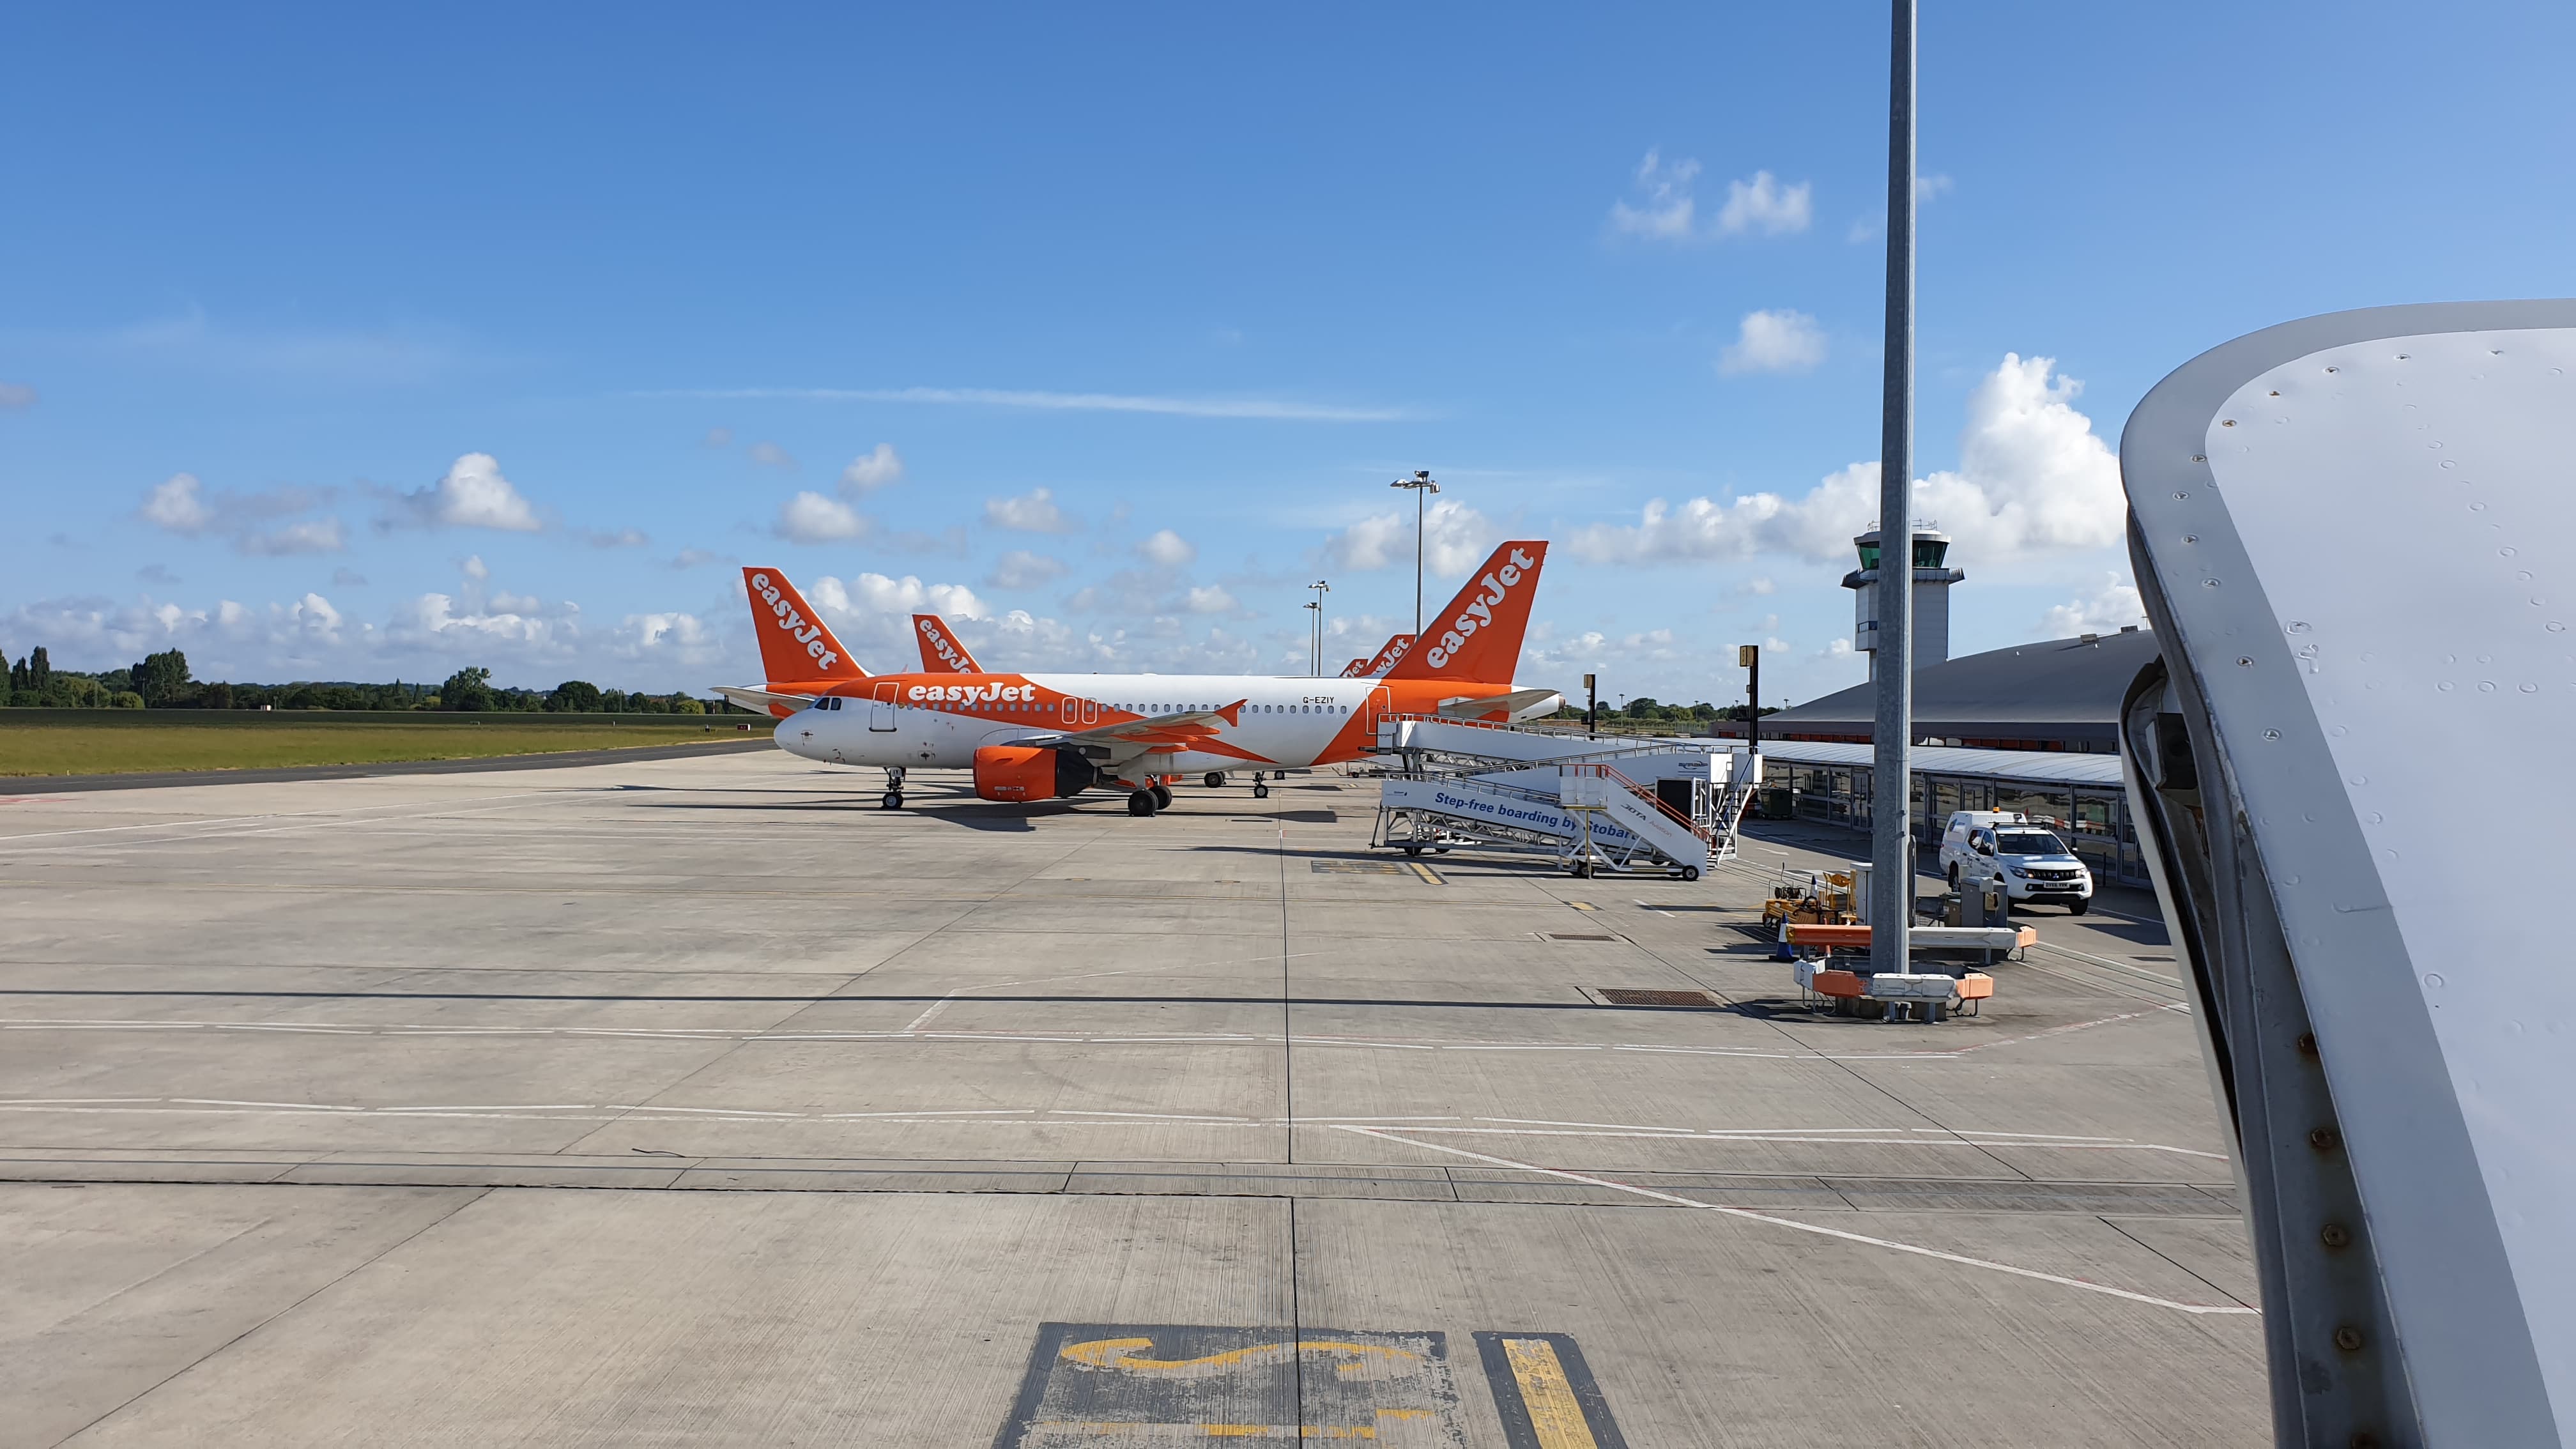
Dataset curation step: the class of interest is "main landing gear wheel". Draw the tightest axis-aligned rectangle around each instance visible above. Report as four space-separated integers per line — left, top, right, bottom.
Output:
1151 785 1174 810
1204 772 1226 790
1127 789 1159 816
880 792 903 810
1252 782 1269 799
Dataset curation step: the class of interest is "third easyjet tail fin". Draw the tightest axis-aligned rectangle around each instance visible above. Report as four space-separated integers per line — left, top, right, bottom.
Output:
742 566 867 686
1382 542 1545 684
913 614 984 673
1363 633 1414 677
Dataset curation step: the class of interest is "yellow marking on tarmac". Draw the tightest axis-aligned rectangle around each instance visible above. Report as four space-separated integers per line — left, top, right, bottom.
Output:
1566 901 1595 911
1061 1337 1420 1376
1407 861 1443 884
1500 1338 1600 1448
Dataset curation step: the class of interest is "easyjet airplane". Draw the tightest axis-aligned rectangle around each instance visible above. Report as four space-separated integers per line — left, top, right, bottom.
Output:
1339 633 1413 678
717 541 1559 815
912 613 982 673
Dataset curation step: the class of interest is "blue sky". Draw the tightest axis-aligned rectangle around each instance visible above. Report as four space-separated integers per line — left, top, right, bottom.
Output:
4 2 2569 705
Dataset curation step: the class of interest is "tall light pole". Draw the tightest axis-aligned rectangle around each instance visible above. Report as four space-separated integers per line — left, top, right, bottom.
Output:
1307 579 1331 675
1390 471 1439 636
1869 0 1918 983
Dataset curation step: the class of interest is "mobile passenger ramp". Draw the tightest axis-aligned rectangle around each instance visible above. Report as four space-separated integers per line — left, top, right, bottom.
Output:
1368 714 1758 878
2120 300 2576 1446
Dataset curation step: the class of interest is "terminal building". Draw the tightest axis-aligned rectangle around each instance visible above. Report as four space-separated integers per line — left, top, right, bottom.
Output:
1705 530 2161 886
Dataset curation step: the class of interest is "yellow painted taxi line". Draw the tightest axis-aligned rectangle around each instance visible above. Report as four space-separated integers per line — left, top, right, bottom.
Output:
1475 1332 1627 1449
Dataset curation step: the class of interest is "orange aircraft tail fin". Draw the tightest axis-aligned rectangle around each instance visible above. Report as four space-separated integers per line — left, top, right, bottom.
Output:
1383 542 1546 685
742 567 866 685
913 614 983 673
1337 657 1367 677
1363 634 1414 677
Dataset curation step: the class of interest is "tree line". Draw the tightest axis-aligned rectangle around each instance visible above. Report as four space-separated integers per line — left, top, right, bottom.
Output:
1546 698 1782 724
4 647 721 714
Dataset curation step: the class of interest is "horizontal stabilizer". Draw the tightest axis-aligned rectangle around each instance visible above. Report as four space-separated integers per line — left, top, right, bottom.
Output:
1436 687 1561 722
713 685 815 717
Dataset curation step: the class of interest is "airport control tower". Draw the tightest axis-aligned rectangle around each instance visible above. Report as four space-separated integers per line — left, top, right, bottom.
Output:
1843 528 1965 680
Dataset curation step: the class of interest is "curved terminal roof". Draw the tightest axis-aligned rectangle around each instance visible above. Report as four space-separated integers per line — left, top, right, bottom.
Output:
1755 629 2158 746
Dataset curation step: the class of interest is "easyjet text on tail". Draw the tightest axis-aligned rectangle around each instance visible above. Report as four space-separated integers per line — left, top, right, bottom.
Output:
743 566 866 687
1382 542 1545 685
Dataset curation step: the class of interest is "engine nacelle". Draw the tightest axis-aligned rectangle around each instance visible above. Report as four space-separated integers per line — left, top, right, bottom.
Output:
972 745 1097 802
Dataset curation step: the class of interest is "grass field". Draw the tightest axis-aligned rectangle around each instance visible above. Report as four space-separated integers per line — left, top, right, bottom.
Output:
0 711 774 778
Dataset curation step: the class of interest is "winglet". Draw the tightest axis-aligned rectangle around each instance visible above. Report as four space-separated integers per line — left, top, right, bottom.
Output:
742 567 867 685
1217 698 1245 726
1382 542 1547 684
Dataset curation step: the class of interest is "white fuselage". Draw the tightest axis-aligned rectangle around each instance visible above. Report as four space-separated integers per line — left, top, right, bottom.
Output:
774 673 1391 775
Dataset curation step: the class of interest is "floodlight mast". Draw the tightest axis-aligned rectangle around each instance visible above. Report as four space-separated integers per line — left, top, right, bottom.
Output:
1869 0 1917 978
1390 471 1439 636
1307 580 1331 676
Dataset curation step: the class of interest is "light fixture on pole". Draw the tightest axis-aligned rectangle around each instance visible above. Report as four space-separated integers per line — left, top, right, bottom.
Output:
1306 579 1331 676
1389 471 1439 636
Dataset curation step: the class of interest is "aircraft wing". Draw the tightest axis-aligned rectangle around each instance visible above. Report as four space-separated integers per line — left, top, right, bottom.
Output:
1436 687 1560 720
993 700 1252 770
713 685 815 716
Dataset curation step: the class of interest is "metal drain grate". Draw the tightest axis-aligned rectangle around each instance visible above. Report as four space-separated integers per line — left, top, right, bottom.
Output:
1597 988 1718 1007
1311 861 1409 875
1544 932 1621 943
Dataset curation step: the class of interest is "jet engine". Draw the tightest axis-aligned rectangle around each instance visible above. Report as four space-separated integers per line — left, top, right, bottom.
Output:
972 745 1099 802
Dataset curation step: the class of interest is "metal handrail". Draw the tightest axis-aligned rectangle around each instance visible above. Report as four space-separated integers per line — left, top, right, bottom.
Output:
1561 762 1712 843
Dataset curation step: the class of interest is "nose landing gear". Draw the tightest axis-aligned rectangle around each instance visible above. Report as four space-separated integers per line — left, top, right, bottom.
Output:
881 767 907 811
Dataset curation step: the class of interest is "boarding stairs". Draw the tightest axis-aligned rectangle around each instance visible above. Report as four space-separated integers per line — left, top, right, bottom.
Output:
1368 715 1760 878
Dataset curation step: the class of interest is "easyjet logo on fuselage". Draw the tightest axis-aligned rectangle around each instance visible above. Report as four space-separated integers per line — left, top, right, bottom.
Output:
1423 548 1536 670
749 572 840 672
917 618 969 669
908 681 1036 704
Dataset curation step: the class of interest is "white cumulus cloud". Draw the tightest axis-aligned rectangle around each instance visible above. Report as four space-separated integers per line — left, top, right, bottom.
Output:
1184 585 1237 614
985 549 1068 589
839 443 903 493
2041 574 2150 638
392 453 542 532
1322 496 1499 578
1137 528 1197 567
1719 309 1827 376
747 441 796 469
777 491 868 542
1607 149 1702 241
1572 353 2123 566
142 473 216 533
1715 170 1813 237
985 487 1077 533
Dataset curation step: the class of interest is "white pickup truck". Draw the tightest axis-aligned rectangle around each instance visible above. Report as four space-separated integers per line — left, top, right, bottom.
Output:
1938 811 2093 914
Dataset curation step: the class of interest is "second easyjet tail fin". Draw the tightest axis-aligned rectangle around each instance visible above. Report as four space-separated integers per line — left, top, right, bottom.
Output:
1363 634 1414 677
1382 542 1545 684
913 614 984 673
742 567 867 686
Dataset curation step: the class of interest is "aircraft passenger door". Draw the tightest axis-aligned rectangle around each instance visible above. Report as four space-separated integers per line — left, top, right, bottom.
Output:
870 680 899 731
1367 687 1392 733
